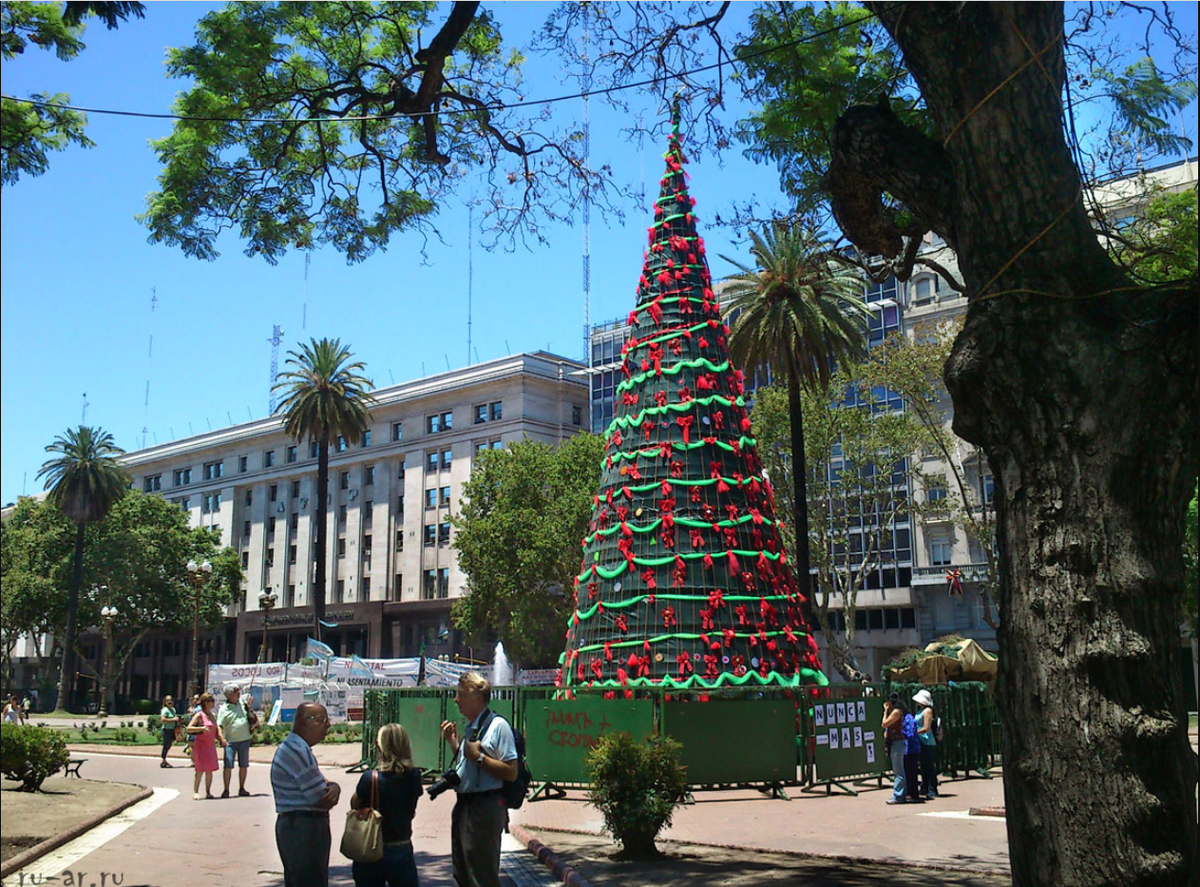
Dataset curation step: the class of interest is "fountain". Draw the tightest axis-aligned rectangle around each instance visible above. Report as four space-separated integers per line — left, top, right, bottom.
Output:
492 641 513 687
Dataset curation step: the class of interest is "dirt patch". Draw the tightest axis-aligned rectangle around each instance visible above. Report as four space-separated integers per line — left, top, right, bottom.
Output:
1 776 145 863
525 828 1013 887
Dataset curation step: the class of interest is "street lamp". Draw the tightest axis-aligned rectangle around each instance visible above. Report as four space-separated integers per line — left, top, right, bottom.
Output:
187 559 212 697
257 590 278 663
97 592 116 718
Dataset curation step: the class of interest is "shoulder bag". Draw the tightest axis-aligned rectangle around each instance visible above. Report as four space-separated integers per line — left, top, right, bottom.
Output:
340 770 383 863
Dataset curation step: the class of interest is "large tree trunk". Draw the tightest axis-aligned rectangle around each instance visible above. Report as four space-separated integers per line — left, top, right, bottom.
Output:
788 371 813 602
826 5 1198 885
54 522 86 714
313 433 330 642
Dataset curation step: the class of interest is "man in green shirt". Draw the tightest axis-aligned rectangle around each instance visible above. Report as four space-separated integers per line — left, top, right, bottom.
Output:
218 684 258 797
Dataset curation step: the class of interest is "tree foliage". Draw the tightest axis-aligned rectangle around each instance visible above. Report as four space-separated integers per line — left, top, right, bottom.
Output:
451 433 605 666
0 1 144 185
141 1 624 261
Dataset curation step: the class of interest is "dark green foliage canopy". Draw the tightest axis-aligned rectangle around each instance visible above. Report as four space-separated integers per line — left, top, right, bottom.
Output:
273 337 375 445
36 426 129 527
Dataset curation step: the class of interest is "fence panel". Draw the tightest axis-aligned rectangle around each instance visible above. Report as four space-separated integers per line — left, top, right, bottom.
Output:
889 681 995 775
661 697 796 785
394 690 449 773
523 695 654 786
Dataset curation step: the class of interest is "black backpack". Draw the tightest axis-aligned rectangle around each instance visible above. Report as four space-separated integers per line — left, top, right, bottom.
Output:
481 710 532 810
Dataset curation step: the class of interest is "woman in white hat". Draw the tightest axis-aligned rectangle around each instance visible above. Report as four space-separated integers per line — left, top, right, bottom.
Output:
913 689 939 799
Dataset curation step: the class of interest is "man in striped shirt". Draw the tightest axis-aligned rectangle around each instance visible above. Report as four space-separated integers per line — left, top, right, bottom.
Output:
271 702 341 887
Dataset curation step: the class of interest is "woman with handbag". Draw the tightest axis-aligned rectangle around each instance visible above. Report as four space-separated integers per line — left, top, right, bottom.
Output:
346 723 422 887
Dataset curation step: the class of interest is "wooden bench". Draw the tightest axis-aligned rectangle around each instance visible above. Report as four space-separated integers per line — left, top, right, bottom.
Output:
63 758 86 778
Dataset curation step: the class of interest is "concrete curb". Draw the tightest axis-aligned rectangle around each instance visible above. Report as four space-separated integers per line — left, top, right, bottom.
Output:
509 824 599 887
0 784 153 879
968 806 1006 817
524 825 1010 880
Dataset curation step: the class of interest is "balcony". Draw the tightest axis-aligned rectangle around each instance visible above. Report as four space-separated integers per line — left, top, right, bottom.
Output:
912 562 990 586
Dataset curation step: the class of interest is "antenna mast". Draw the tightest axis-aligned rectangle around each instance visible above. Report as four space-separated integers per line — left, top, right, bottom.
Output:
581 0 592 363
268 324 285 414
467 200 474 365
303 253 310 330
142 286 157 449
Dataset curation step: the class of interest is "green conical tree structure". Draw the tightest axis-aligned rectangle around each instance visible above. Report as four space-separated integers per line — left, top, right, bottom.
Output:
559 111 828 692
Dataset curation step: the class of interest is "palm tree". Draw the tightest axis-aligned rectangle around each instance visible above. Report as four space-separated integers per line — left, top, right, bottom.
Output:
721 224 871 605
37 426 130 712
273 338 375 642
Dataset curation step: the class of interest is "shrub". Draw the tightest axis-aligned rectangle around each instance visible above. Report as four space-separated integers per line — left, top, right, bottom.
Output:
146 715 161 733
586 732 688 858
1 725 70 791
113 728 138 742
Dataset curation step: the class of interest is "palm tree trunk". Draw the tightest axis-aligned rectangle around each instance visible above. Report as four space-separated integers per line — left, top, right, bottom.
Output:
787 375 813 604
313 433 330 642
54 522 86 713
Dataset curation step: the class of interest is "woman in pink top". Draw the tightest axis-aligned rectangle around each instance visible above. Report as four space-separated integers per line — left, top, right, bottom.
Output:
186 693 226 799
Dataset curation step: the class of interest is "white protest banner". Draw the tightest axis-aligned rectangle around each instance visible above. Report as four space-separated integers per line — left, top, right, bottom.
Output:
207 662 288 687
516 668 559 686
424 658 494 688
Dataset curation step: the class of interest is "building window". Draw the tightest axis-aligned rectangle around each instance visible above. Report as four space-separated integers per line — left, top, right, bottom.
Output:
423 525 436 547
338 538 347 558
179 497 191 511
340 471 349 491
266 547 275 567
982 474 995 504
336 579 345 603
310 441 320 459
438 521 451 546
289 544 297 565
361 577 371 598
203 461 224 480
392 421 403 442
397 495 405 517
244 490 253 507
912 276 934 304
365 465 375 486
269 484 278 502
241 551 249 569
264 450 275 468
286 445 298 463
423 569 437 600
438 568 449 597
397 459 406 480
474 404 488 424
173 468 192 487
439 486 451 507
927 486 948 503
362 533 372 557
393 573 402 601
243 520 251 539
334 435 347 452
426 451 439 473
442 449 453 470
238 455 248 473
143 475 162 492
425 489 438 510
572 405 582 426
426 411 453 434
338 504 348 529
362 430 372 447
930 540 953 566
395 530 404 551
290 512 299 533
363 501 373 529
202 492 221 513
291 480 301 498
268 516 277 539
490 401 502 421
286 584 296 607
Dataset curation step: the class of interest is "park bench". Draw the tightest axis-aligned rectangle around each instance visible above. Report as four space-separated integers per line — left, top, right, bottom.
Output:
63 758 86 778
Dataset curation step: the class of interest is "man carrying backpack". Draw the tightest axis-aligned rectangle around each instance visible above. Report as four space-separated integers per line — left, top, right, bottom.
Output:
440 672 518 887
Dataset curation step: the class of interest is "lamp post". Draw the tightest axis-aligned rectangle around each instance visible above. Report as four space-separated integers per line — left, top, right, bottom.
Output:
258 590 278 663
186 559 212 697
97 593 116 718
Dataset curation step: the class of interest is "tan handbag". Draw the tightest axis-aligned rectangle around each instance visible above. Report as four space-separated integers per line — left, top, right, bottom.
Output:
340 770 383 863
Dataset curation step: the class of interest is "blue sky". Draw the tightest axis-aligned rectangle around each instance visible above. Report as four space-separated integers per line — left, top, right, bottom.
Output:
2 2 1195 506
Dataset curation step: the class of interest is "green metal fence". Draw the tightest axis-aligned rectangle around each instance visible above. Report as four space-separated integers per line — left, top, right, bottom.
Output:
888 681 997 776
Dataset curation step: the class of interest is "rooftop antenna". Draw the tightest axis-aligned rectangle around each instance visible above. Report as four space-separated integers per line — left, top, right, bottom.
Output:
444 354 451 371
388 369 395 384
81 392 89 425
302 253 310 331
142 286 157 449
581 0 592 362
467 198 474 365
268 324 285 413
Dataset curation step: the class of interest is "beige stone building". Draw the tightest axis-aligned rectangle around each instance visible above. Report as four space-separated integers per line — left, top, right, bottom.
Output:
90 351 587 700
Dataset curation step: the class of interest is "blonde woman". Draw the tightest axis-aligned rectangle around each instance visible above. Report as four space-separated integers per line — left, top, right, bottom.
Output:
348 723 422 887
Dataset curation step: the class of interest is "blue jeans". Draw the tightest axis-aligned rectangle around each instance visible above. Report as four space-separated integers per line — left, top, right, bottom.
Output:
919 743 939 797
351 842 419 887
890 741 907 801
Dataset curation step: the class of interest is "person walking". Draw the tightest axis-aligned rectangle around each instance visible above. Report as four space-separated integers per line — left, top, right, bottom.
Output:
270 702 341 887
348 723 422 887
187 692 226 800
159 695 180 768
218 684 256 797
882 692 908 804
2 695 26 725
440 672 518 887
913 688 940 799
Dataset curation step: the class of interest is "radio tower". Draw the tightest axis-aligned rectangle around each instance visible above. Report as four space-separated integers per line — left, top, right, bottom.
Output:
268 324 285 414
142 287 157 449
581 0 592 362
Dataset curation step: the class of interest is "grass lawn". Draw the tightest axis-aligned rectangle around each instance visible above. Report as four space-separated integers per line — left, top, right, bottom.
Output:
67 727 162 746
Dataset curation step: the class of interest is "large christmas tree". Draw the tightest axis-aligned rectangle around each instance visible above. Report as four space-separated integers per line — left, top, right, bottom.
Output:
558 110 828 692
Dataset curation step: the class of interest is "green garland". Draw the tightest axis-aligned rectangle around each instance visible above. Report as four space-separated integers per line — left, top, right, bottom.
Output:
605 393 745 437
571 591 799 623
606 435 758 466
577 547 782 583
561 668 829 690
583 510 778 545
615 356 731 393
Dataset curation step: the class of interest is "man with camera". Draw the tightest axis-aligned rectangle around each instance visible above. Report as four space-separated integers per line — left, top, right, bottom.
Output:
438 672 517 887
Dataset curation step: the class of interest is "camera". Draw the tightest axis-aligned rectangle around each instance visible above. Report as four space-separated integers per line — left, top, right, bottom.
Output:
426 768 461 799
